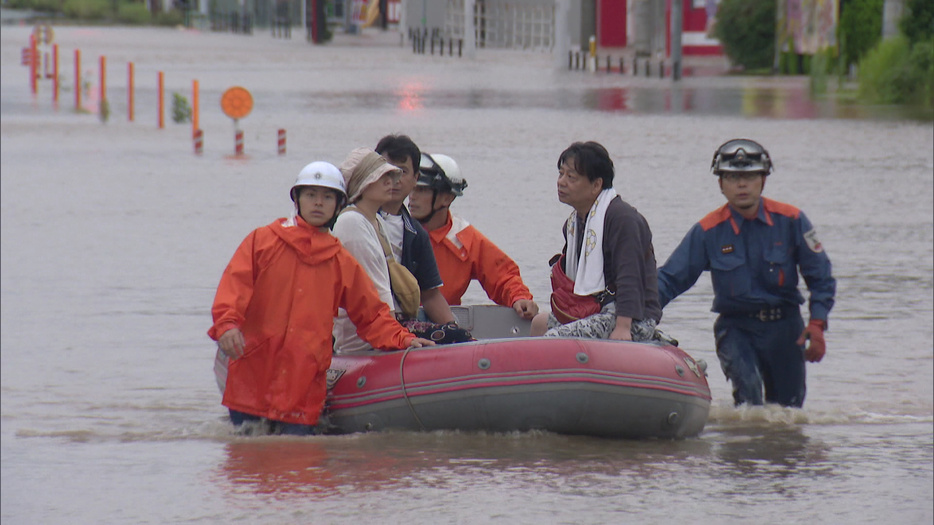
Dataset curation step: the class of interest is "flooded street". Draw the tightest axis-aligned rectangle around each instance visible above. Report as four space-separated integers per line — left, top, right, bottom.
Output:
1 24 932 524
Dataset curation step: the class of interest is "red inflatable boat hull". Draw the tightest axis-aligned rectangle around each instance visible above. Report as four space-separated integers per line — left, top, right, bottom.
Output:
324 337 711 439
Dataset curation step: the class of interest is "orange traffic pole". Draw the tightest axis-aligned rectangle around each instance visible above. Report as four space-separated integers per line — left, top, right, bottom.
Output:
52 44 59 106
128 62 134 122
29 34 38 95
192 79 199 136
99 55 106 107
157 71 164 129
74 48 81 111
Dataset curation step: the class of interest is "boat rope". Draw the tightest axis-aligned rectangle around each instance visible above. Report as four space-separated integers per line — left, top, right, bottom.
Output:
399 346 427 431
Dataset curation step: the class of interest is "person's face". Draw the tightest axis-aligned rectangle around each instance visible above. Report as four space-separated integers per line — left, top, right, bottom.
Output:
557 158 602 213
297 186 339 227
719 172 765 213
407 185 436 220
384 155 417 204
360 172 396 206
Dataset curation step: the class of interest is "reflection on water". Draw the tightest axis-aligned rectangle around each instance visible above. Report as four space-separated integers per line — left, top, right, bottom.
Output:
711 425 831 480
309 85 932 121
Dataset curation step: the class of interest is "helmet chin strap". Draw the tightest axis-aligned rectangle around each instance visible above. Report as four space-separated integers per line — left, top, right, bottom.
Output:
417 192 447 224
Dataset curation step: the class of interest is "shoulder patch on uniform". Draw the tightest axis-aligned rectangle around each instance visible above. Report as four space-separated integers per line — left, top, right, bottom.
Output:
721 244 734 254
803 228 823 253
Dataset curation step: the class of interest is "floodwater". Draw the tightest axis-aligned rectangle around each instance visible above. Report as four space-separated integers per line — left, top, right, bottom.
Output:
2 25 932 524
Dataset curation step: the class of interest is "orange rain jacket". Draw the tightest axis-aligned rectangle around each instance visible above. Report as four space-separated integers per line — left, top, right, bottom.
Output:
428 212 533 307
208 217 415 425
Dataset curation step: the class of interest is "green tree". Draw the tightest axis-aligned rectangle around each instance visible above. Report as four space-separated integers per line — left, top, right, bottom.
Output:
839 0 883 68
900 0 934 44
714 0 776 71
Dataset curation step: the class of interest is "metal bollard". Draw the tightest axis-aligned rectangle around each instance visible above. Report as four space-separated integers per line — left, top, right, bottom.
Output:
619 57 624 75
458 39 463 57
633 57 638 76
568 50 573 70
606 55 611 73
659 60 665 78
575 51 580 70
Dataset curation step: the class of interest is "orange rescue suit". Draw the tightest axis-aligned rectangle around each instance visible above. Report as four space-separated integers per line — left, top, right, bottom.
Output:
428 212 533 307
208 217 414 425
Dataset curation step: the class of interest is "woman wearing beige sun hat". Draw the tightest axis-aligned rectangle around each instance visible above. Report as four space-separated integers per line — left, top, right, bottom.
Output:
332 148 404 353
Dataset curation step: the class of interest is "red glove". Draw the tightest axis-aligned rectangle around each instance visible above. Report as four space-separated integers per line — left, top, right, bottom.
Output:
797 319 827 363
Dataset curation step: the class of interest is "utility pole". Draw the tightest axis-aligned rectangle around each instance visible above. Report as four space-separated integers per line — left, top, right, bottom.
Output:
553 0 570 71
670 0 682 81
464 0 476 58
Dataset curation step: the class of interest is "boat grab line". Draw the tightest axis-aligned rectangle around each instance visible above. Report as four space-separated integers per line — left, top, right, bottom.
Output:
400 346 427 431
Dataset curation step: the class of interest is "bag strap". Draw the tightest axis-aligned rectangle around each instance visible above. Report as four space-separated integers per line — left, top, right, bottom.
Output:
342 206 394 260
374 223 394 260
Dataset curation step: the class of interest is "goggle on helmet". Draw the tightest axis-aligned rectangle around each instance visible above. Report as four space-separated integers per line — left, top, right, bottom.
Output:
711 139 773 175
418 153 468 196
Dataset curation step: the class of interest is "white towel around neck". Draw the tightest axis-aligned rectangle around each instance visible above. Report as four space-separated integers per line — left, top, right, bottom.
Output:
565 188 617 296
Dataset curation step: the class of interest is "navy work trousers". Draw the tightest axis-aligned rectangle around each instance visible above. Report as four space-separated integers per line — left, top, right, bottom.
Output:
713 312 806 408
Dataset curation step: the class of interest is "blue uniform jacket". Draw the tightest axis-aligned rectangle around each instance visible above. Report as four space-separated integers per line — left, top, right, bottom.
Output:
657 197 835 321
399 206 443 291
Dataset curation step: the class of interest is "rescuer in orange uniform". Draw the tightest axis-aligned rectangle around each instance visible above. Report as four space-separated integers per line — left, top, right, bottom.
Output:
408 153 539 320
209 161 433 435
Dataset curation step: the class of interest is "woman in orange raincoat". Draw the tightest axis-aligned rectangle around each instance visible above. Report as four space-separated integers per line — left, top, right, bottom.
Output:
208 161 432 435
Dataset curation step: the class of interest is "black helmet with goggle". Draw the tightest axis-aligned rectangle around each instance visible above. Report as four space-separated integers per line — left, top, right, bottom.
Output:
418 153 468 196
711 139 773 176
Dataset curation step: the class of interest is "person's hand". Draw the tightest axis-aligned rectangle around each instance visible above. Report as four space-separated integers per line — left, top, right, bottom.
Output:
408 337 435 348
218 328 245 359
608 316 633 341
797 319 827 362
512 299 539 320
608 325 633 341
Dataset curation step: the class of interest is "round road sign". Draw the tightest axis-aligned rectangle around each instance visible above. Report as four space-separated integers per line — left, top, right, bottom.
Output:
220 86 253 120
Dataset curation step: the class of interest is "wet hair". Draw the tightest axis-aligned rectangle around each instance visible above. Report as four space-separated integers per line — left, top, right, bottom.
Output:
375 134 421 170
557 141 614 189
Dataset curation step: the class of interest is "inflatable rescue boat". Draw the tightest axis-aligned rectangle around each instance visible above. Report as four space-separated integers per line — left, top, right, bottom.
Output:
321 306 711 439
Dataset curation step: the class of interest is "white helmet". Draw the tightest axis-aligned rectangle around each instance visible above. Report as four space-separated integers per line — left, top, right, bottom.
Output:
291 161 346 201
418 153 467 196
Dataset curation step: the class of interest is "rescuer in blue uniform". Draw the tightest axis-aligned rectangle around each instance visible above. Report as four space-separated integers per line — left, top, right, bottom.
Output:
657 139 836 408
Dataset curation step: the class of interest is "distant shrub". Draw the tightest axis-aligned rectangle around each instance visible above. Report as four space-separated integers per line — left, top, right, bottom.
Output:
62 0 109 20
116 2 151 24
6 0 64 12
838 0 883 68
172 92 192 123
900 0 934 44
714 0 776 70
153 9 184 26
859 35 934 107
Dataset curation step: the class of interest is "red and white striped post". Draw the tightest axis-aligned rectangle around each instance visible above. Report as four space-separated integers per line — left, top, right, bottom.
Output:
193 129 203 155
277 129 286 155
235 129 244 155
